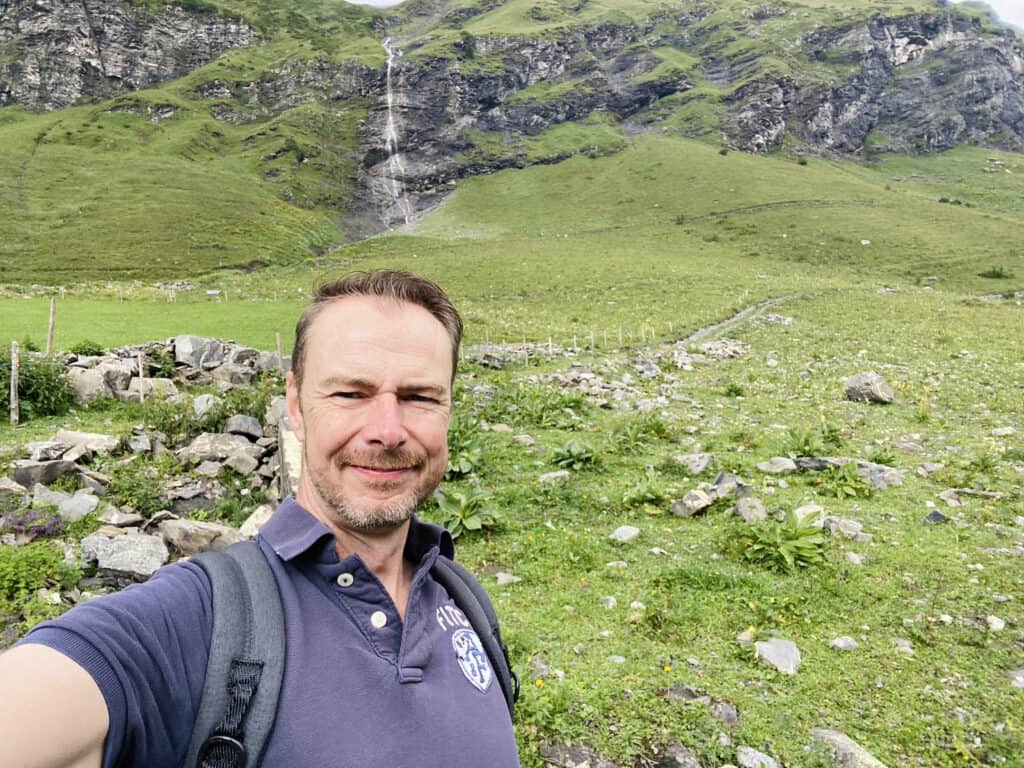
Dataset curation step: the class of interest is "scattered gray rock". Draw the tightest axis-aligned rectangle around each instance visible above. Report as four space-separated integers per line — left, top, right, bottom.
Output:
893 638 914 656
53 429 120 455
811 728 889 768
180 433 261 463
600 596 617 608
193 393 220 420
174 335 225 369
224 453 260 476
127 433 152 454
825 516 870 542
855 460 904 490
756 457 797 474
540 743 617 768
81 532 169 580
159 518 245 555
830 636 860 651
986 615 1006 632
0 476 28 499
755 638 801 675
68 367 113 402
656 743 702 768
97 506 145 527
225 414 263 442
26 440 72 462
735 497 767 523
513 434 536 446
674 453 715 475
539 470 571 484
496 572 522 586
736 745 780 768
712 472 749 498
845 552 866 566
939 489 962 507
794 503 824 527
672 489 714 517
923 510 948 525
11 459 78 488
844 372 894 404
1008 669 1024 689
662 683 709 704
56 491 100 523
239 504 274 538
991 426 1016 438
711 700 739 726
212 363 254 386
917 462 944 476
610 525 641 543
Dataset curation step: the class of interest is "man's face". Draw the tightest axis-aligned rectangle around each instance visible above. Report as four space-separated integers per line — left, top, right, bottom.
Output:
286 295 453 534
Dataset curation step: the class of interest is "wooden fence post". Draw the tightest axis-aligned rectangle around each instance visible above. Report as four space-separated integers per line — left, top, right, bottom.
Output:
9 341 19 426
46 296 56 355
137 353 146 404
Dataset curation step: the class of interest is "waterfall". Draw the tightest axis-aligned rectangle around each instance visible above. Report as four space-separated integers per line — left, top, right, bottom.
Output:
381 37 413 227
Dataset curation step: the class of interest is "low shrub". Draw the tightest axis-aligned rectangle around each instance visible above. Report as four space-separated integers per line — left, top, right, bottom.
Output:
0 350 75 419
68 340 105 356
429 486 500 540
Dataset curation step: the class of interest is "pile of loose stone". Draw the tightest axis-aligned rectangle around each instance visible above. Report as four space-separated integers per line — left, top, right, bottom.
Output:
2 337 303 595
64 334 286 403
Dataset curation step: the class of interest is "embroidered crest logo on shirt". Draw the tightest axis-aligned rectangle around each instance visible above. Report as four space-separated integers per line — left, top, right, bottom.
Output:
451 627 493 693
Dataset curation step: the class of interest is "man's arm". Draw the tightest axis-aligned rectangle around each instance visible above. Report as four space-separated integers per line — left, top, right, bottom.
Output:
0 643 108 768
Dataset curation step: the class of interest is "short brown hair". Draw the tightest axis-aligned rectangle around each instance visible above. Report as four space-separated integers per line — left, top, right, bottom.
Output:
291 270 463 387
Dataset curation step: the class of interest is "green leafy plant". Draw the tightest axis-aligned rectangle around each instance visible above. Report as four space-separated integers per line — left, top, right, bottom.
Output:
552 439 598 470
813 462 873 499
0 351 75 419
431 487 500 540
741 510 827 573
786 426 823 457
107 459 169 515
68 339 105 356
621 467 666 509
723 382 746 397
0 542 80 614
446 413 484 480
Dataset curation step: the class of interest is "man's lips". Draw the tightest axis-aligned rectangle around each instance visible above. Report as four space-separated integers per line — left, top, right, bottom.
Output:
348 464 414 479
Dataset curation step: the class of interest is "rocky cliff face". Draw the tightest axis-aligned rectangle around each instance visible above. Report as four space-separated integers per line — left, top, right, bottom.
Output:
0 0 258 109
1 2 1021 231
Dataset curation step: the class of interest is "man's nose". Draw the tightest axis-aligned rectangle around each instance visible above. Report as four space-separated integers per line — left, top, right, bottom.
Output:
363 393 407 448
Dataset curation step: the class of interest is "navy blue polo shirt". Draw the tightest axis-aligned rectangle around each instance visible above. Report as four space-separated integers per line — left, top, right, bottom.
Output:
22 498 520 768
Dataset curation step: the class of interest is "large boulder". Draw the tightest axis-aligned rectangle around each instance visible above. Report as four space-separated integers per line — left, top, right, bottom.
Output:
118 377 179 403
11 459 77 488
174 335 225 369
179 433 262 463
81 532 169 580
68 367 113 403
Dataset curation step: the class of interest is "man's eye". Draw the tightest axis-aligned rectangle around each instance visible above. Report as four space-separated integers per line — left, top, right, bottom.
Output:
333 392 364 399
404 394 438 404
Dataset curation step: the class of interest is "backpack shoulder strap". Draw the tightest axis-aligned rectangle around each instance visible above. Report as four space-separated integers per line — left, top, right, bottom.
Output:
186 540 286 768
431 555 519 717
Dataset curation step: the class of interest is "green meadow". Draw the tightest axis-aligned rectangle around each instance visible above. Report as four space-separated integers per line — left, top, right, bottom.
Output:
2 130 1023 766
2 0 1024 760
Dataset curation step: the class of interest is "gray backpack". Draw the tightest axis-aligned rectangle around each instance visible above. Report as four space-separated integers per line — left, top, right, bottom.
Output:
185 541 518 768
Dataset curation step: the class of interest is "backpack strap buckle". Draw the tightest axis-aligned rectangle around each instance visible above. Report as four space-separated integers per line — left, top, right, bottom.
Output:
196 734 247 768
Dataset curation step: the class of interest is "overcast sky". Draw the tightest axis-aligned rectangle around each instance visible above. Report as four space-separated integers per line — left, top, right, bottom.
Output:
344 0 1024 29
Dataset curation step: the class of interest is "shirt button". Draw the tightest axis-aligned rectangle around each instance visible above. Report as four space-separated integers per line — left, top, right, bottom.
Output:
370 611 388 629
336 572 354 588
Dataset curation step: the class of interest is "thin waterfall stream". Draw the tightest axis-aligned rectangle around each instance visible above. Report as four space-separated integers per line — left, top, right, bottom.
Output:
381 37 413 226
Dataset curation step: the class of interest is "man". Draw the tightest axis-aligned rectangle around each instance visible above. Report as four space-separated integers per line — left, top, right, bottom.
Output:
0 270 520 767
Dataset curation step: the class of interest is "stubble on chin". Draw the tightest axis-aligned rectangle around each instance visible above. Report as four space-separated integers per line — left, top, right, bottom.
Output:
306 449 439 533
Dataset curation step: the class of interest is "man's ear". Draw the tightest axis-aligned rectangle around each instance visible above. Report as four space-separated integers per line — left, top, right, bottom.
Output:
285 371 305 444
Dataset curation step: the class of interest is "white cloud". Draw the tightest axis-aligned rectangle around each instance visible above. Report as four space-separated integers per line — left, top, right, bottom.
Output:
951 0 1024 29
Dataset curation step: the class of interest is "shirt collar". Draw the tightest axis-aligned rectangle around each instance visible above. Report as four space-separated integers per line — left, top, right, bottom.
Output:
258 496 454 563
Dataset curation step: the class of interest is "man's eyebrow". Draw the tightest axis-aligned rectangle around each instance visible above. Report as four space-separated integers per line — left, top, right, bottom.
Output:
319 377 449 398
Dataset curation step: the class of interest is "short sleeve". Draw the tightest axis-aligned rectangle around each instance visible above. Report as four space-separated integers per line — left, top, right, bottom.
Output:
19 561 213 768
